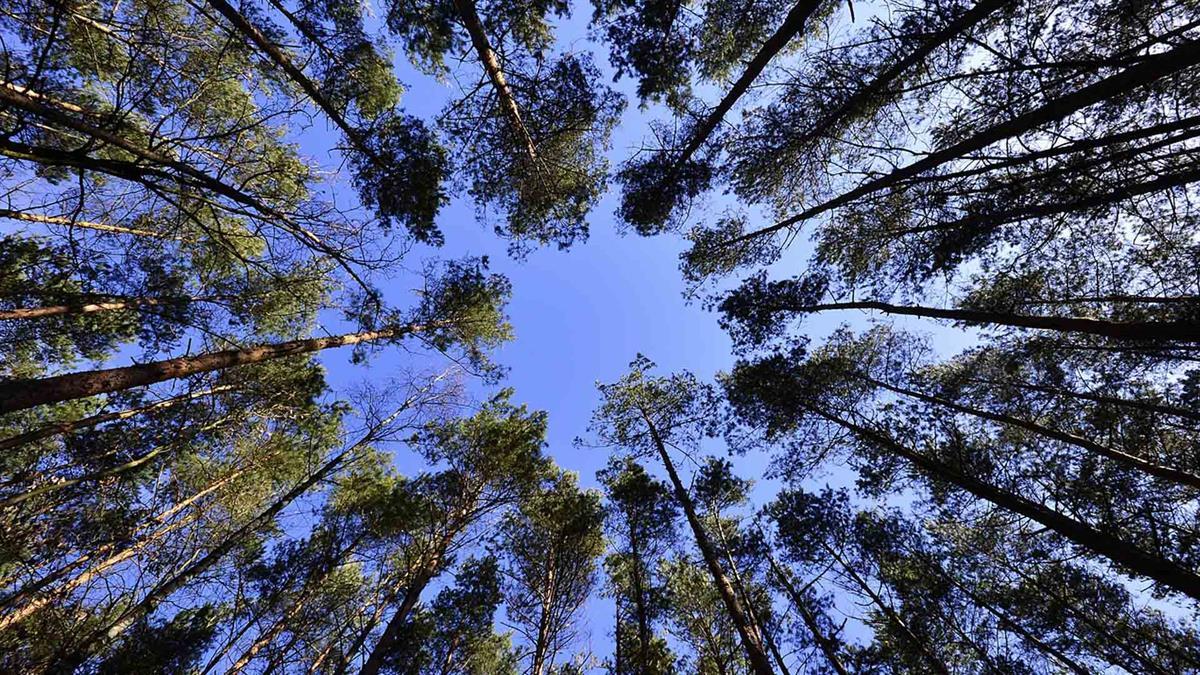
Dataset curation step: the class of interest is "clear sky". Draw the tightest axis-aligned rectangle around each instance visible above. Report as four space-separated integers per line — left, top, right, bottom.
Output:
305 3 969 666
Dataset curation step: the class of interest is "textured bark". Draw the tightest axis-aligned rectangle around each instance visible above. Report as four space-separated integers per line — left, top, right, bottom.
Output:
452 0 540 165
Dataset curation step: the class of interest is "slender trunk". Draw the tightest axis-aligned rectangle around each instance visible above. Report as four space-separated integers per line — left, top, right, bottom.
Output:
963 376 1200 424
762 546 849 675
671 0 825 169
822 542 950 674
813 406 1200 601
1002 562 1177 675
451 0 539 165
778 300 1200 341
0 323 427 414
359 502 476 675
46 413 395 671
0 295 197 321
930 564 1090 675
724 38 1200 247
614 595 623 675
1 469 244 628
899 161 1200 238
640 412 776 675
0 208 172 238
355 570 433 675
215 531 370 675
201 0 368 153
786 0 1010 152
0 384 236 452
860 374 1200 489
530 547 558 675
710 516 781 674
628 525 652 668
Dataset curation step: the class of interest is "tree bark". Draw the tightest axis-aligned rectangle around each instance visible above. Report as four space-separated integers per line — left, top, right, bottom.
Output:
451 0 540 165
0 323 427 414
640 412 776 675
201 0 370 154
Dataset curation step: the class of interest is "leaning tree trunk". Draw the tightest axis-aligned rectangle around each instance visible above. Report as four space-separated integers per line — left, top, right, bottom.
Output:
822 541 951 675
857 373 1200 489
813 406 1200 602
640 411 776 675
0 323 428 414
41 411 399 672
0 384 236 452
725 37 1200 246
451 0 540 165
669 0 825 170
779 301 1200 342
762 544 850 675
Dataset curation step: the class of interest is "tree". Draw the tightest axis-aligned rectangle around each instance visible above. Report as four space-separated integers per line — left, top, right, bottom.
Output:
590 357 777 675
384 0 625 254
498 469 605 675
598 457 678 674
355 391 550 675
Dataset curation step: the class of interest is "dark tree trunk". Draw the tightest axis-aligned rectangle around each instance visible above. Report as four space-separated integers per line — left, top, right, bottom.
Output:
813 406 1200 601
783 300 1200 342
641 412 776 675
724 38 1200 246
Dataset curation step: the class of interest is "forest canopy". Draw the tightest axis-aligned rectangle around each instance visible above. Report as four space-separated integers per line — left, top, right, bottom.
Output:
1 0 1199 672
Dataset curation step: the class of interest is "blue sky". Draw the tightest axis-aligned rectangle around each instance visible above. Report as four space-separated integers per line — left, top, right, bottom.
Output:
304 3 971 666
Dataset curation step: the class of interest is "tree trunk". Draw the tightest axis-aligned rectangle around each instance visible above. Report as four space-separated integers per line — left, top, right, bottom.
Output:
451 0 540 165
641 412 776 675
202 0 368 153
963 376 1200 424
822 542 950 674
44 411 398 671
782 300 1200 342
724 38 1200 247
928 562 1091 675
785 0 1010 153
0 384 236 452
860 374 1200 489
762 546 850 675
670 0 825 170
0 208 173 238
0 323 427 414
813 406 1200 601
